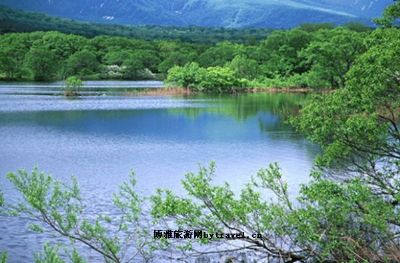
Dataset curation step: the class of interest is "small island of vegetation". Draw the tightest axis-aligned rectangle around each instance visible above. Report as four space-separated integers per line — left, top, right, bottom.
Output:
63 76 82 97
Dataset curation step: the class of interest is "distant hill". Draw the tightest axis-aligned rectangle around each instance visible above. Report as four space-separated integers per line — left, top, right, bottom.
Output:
0 0 392 28
0 6 273 44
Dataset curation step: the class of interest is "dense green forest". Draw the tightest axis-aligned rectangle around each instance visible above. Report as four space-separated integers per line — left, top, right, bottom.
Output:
0 19 372 91
0 5 272 44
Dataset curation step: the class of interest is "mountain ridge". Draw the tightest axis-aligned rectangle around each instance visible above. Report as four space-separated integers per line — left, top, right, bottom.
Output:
0 0 392 28
0 5 275 44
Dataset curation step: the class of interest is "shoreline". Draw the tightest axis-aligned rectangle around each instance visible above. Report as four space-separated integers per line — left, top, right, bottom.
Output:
128 86 318 96
0 80 326 96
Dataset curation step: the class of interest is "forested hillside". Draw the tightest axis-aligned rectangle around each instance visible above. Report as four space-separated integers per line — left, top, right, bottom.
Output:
0 6 271 44
0 0 389 28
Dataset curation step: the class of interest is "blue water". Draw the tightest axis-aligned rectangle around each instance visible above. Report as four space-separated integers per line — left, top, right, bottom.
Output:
0 82 318 262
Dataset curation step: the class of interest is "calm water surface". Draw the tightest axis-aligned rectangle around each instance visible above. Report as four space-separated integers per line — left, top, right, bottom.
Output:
0 81 318 262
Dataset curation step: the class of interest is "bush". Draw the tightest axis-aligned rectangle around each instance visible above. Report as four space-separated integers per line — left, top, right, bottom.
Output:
1 167 154 263
64 76 82 97
167 63 249 93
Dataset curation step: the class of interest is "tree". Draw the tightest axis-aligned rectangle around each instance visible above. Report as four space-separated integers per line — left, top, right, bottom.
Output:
64 76 83 97
34 32 89 62
257 29 313 78
151 161 400 262
1 168 155 263
291 27 400 257
297 23 335 32
166 63 247 93
0 47 20 79
300 27 366 88
136 50 161 73
0 34 31 79
227 55 259 80
104 50 131 66
24 46 57 81
65 50 99 77
152 27 400 262
198 41 243 67
0 32 42 67
294 28 400 175
198 66 247 93
375 0 400 27
343 22 372 32
158 51 196 74
166 62 206 90
122 53 145 79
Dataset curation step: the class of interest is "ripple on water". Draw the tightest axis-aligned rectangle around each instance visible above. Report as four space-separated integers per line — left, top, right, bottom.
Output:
0 83 319 262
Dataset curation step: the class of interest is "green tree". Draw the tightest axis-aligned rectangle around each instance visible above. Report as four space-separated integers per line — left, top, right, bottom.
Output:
64 76 83 97
198 41 243 67
294 28 400 174
0 34 32 79
375 0 400 27
34 32 89 62
291 27 400 258
0 47 20 79
198 66 247 93
257 29 313 77
122 53 145 79
24 46 57 81
2 168 155 263
136 50 161 73
166 62 206 90
151 162 398 262
300 27 366 88
226 55 259 80
65 50 99 77
0 32 43 79
104 50 131 66
158 51 196 74
152 27 400 262
167 63 247 93
297 23 335 32
343 22 372 32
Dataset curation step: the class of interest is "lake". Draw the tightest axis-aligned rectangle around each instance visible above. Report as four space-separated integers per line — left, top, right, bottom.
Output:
0 81 318 262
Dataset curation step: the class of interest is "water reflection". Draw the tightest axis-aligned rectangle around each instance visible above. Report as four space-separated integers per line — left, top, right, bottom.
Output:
168 93 306 121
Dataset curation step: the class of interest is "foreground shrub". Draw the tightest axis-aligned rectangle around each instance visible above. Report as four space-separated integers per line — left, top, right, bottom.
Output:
1 168 155 263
